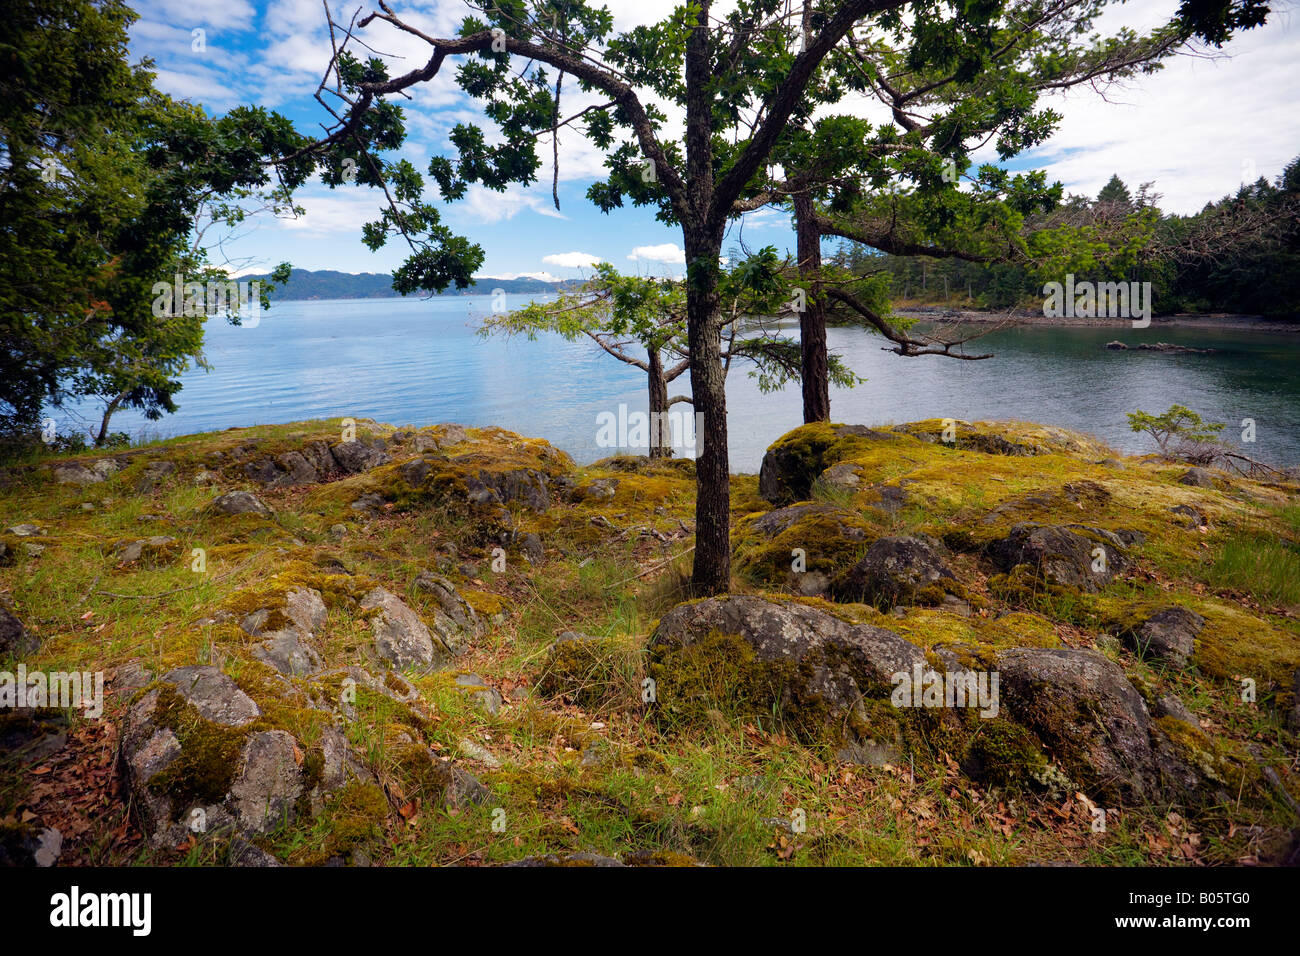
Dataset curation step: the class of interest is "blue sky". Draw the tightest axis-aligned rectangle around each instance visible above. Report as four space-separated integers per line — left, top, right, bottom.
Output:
127 0 1300 282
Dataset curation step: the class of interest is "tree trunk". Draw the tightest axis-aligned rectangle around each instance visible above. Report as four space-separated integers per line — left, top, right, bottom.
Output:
684 230 730 595
682 0 730 596
793 192 830 422
96 388 130 446
647 346 669 459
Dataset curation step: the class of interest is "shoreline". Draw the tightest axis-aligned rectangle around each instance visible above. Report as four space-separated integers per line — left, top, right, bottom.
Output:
892 306 1300 332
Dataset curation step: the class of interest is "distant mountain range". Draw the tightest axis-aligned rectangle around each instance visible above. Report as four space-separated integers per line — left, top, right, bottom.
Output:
242 268 579 300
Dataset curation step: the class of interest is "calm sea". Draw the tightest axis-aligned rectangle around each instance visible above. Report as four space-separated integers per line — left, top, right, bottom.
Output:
60 295 1300 472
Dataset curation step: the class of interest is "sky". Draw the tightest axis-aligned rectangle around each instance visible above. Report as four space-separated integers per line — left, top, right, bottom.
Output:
127 0 1300 282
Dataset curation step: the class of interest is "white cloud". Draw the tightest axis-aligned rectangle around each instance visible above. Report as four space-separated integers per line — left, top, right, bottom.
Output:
542 252 603 268
627 243 686 264
1018 19 1300 213
134 0 257 31
461 184 568 224
272 189 389 239
741 208 784 229
150 68 241 107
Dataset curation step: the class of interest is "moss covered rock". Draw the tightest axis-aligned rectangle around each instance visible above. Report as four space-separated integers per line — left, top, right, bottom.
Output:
986 523 1134 592
649 595 925 743
330 438 391 474
360 587 453 670
1122 606 1205 667
832 535 962 608
240 586 328 677
733 502 874 595
0 605 38 657
758 423 893 505
120 665 362 850
209 490 273 517
993 647 1198 804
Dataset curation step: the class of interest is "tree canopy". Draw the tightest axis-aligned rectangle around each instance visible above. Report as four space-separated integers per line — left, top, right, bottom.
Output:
0 0 310 453
288 0 1273 593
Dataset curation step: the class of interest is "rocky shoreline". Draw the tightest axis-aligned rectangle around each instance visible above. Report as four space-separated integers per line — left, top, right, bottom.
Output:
894 306 1300 332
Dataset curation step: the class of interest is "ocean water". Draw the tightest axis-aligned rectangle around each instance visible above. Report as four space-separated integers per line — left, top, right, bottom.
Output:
59 296 1300 472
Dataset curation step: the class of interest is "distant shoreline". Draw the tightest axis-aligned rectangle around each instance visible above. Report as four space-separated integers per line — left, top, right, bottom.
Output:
893 306 1300 332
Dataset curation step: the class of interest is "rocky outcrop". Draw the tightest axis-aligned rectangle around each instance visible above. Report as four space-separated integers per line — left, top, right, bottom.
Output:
0 605 39 657
114 536 178 567
134 459 177 492
986 523 1133 591
648 595 1207 804
461 464 552 512
209 490 273 517
1178 467 1219 488
120 665 360 848
994 647 1196 803
1170 504 1208 529
360 587 453 670
240 587 328 677
298 440 338 478
455 674 502 716
758 423 891 505
650 596 924 741
832 535 960 607
52 463 103 486
244 451 320 487
331 439 391 474
1122 607 1205 667
735 503 873 597
892 420 1039 456
411 424 467 452
414 572 481 638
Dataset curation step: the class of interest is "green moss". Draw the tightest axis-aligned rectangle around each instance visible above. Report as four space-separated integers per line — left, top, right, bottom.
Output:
765 421 843 470
115 537 183 569
733 505 876 590
647 628 903 744
462 589 506 618
890 607 1059 654
1155 716 1261 791
648 630 789 731
222 559 375 626
145 685 250 812
320 781 388 857
961 719 1050 787
1098 593 1300 700
624 849 698 867
988 566 1098 626
891 419 1114 459
353 686 432 738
